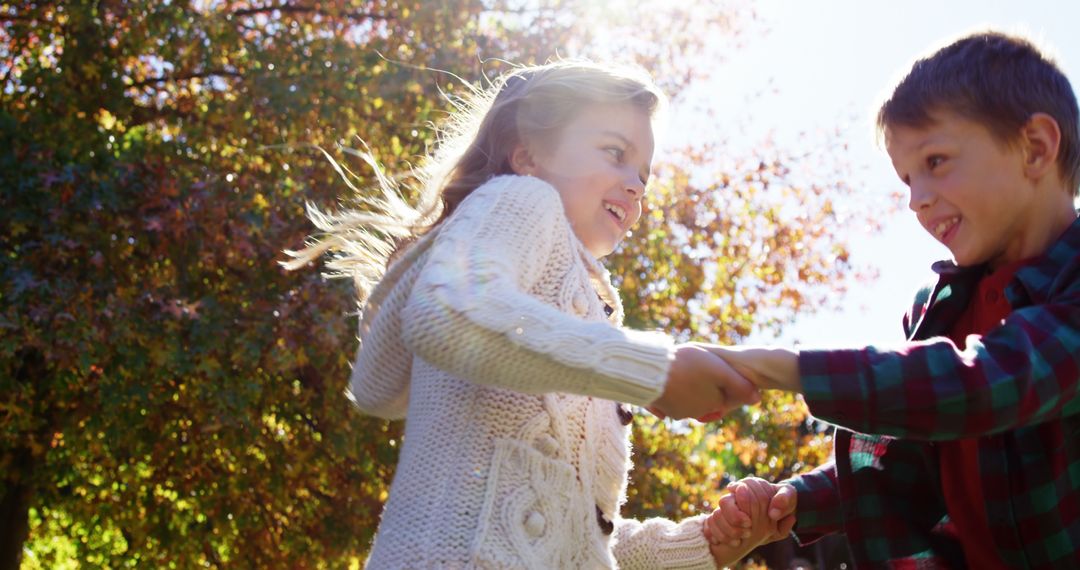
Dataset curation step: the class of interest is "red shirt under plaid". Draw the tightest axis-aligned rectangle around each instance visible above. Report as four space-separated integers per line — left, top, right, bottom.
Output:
940 258 1034 570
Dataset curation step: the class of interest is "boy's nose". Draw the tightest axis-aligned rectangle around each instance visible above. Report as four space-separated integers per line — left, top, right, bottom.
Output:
907 181 936 212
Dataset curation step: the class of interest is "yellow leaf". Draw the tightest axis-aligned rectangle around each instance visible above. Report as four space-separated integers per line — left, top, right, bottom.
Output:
97 108 117 130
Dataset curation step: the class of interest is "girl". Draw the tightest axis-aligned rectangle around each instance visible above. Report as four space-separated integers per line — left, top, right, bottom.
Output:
287 60 759 569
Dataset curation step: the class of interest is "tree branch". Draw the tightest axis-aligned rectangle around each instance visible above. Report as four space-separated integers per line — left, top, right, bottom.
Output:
0 15 44 23
230 3 393 22
127 104 196 128
128 69 243 89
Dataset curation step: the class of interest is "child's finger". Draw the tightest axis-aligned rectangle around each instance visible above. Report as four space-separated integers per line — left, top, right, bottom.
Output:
776 513 797 537
695 410 725 423
768 484 798 520
718 495 751 538
720 490 751 527
742 478 772 503
734 482 766 521
706 512 741 547
708 495 747 541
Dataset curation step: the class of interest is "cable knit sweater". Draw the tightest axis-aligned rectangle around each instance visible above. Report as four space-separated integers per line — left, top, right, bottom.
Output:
352 175 715 569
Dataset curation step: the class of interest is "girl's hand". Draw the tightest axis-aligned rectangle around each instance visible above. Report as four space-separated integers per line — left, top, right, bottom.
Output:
650 345 761 420
702 478 798 567
702 487 751 549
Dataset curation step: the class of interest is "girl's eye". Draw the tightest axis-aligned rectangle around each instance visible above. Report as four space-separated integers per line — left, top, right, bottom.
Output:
604 146 625 161
927 155 946 169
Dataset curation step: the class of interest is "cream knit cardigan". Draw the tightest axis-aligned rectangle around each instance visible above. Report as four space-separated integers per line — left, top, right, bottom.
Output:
353 175 715 569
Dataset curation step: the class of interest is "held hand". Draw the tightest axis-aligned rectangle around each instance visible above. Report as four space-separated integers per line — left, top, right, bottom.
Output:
701 480 774 567
649 345 761 420
736 478 797 543
702 478 798 567
697 345 802 392
767 483 798 537
702 488 751 549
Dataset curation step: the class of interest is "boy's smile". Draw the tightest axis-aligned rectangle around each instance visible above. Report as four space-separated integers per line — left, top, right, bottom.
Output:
885 110 1075 269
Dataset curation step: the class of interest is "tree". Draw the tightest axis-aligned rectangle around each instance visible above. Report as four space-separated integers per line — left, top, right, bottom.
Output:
1 1 873 567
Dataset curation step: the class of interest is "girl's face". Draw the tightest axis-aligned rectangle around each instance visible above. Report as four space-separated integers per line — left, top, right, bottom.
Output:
515 102 655 258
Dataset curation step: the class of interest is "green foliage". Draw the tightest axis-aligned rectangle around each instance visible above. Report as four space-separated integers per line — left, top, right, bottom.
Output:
2 1 869 566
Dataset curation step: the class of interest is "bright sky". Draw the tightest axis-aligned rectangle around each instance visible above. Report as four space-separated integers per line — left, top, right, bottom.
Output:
683 0 1080 347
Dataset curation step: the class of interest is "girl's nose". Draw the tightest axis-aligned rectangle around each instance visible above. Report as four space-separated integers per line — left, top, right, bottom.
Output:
624 170 645 198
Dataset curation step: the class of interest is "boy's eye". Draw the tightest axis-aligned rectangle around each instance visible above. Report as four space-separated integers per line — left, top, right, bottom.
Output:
604 146 625 161
927 155 946 169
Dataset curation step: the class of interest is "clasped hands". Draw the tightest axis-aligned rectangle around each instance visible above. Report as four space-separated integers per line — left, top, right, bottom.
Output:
649 344 801 421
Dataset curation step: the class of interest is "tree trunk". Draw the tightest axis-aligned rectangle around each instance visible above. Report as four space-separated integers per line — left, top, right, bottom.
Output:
0 347 48 570
0 446 34 570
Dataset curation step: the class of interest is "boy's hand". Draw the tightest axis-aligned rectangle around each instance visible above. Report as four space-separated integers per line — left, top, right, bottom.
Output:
649 345 761 420
702 478 798 566
697 345 802 393
766 482 797 526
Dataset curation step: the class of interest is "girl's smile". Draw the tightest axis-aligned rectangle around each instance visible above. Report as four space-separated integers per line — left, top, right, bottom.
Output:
512 101 655 258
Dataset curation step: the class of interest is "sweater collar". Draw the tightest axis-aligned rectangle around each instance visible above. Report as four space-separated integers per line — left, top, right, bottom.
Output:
569 233 625 325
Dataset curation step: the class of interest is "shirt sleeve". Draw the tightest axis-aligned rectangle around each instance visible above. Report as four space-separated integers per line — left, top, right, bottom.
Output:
400 175 673 406
786 459 843 545
611 514 716 570
799 294 1080 440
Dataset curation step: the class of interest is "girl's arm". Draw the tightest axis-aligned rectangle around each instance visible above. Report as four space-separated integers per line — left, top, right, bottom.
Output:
401 175 733 409
347 227 442 420
610 515 716 570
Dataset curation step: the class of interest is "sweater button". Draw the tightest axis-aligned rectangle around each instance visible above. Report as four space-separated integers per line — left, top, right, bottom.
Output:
524 511 546 537
595 505 614 535
534 434 559 457
572 291 589 316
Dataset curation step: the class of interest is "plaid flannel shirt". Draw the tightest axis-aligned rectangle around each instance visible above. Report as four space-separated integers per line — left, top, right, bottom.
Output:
787 213 1080 569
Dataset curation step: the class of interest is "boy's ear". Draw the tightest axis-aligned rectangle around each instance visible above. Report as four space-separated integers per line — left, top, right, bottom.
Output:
1021 112 1062 180
509 143 537 176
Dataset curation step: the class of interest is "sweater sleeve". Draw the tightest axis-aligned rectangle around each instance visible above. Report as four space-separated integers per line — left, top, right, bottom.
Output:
400 175 673 406
611 514 717 570
348 229 441 420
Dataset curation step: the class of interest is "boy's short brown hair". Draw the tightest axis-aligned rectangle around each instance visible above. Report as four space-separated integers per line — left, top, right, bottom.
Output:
878 31 1080 194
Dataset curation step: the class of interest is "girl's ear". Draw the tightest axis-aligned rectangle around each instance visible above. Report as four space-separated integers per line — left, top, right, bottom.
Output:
509 143 537 176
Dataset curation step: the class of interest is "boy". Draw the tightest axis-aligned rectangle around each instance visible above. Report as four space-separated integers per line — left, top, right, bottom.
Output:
704 31 1080 569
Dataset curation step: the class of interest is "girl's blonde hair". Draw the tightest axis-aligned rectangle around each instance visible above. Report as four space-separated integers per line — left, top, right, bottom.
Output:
284 59 665 303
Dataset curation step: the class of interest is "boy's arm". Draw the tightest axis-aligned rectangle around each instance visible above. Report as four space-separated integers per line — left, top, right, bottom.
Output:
704 297 1080 439
797 299 1080 439
784 460 844 545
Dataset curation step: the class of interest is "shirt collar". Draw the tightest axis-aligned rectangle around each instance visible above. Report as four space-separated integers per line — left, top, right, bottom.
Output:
928 210 1080 305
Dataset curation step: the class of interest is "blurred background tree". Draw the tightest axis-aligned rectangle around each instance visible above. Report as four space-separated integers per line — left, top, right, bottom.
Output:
1 1 873 567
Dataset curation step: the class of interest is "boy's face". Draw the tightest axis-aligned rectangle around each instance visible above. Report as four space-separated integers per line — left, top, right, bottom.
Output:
526 102 655 258
885 111 1039 269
